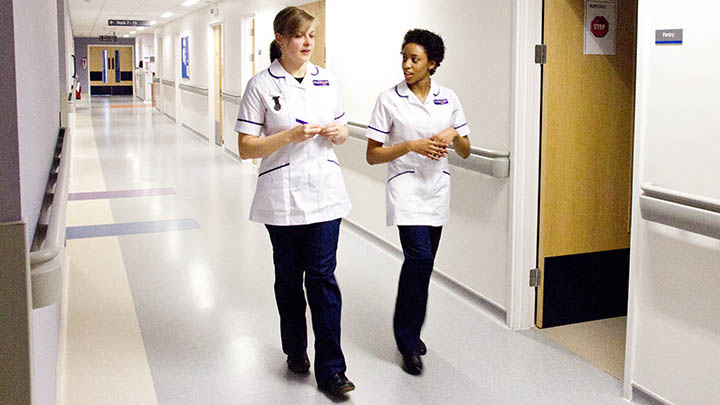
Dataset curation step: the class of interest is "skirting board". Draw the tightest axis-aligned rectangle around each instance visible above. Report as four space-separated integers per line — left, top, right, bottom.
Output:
632 382 672 405
342 219 508 327
181 123 209 142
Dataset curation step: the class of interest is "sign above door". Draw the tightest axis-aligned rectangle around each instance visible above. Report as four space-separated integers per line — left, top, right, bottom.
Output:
108 19 152 27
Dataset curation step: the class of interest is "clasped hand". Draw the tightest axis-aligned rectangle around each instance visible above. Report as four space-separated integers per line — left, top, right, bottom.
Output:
289 122 344 144
408 128 458 161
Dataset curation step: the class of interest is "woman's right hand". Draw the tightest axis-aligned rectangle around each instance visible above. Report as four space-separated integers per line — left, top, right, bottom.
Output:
287 124 321 143
407 138 448 161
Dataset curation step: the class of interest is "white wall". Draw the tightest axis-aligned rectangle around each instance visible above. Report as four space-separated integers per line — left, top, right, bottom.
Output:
149 0 514 310
328 0 514 309
626 1 720 403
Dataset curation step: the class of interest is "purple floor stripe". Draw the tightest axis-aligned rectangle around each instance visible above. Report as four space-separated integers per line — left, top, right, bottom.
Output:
69 187 175 201
66 218 200 240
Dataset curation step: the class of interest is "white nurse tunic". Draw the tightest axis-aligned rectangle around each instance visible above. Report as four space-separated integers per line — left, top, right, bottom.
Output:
235 60 351 226
365 80 471 226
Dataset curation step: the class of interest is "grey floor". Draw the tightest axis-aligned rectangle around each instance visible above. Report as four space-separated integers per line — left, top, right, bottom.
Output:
67 96 654 404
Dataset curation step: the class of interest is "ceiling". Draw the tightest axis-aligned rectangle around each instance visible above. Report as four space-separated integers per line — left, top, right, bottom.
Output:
68 0 215 38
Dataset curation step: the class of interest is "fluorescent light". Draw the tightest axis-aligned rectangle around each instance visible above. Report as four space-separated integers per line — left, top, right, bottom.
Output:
138 27 145 31
149 20 157 25
123 34 129 38
161 11 173 18
182 0 200 6
129 30 136 34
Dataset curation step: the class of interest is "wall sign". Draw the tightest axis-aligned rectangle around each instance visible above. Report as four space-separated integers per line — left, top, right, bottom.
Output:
584 0 617 55
655 29 683 45
181 36 190 79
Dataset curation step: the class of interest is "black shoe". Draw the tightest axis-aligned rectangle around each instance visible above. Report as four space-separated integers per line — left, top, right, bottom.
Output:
401 353 423 375
287 353 310 373
319 372 355 396
419 340 427 356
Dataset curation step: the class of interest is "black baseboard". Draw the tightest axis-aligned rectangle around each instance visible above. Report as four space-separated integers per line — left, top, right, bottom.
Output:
541 248 629 328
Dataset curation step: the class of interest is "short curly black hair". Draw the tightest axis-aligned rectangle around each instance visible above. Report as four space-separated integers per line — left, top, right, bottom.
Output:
401 29 445 75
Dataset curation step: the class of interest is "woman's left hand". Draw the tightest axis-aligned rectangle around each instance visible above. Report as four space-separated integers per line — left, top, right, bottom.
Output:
432 127 458 147
319 122 349 145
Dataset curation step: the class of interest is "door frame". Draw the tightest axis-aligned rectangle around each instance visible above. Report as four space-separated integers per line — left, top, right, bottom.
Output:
208 19 224 148
507 0 543 331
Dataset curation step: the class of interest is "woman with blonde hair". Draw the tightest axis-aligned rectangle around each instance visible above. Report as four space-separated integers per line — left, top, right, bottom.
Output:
235 6 355 396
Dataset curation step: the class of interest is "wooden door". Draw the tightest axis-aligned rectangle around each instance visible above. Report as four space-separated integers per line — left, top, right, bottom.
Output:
88 46 134 95
299 1 325 68
213 25 223 146
537 0 637 328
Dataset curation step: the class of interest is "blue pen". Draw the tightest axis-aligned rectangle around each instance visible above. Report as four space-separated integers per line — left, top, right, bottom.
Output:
296 118 308 125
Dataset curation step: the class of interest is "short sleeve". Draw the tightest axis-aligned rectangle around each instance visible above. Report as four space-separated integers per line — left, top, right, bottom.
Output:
450 91 471 137
365 94 392 143
235 79 265 136
333 77 348 126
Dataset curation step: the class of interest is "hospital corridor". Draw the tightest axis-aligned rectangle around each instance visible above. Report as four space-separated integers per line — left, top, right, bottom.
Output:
3 1 720 404
59 96 644 404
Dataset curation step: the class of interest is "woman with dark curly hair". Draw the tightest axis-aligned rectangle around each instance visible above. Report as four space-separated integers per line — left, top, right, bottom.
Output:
365 28 471 375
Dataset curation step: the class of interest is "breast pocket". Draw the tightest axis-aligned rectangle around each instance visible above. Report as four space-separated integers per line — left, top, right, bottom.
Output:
264 94 291 133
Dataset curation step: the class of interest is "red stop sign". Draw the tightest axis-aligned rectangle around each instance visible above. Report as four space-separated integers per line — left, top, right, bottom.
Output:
591 16 609 38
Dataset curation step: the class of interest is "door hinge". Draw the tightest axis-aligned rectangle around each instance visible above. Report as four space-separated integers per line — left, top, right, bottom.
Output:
534 44 547 64
529 268 541 287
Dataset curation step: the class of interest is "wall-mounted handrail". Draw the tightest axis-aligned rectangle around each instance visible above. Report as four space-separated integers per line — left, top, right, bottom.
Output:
347 121 510 178
161 79 175 87
221 91 243 105
179 83 209 97
30 129 70 266
29 129 71 309
640 183 720 240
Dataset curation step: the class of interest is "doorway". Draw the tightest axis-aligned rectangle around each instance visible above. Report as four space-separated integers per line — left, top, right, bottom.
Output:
88 46 134 95
298 0 326 68
213 24 223 146
535 0 638 379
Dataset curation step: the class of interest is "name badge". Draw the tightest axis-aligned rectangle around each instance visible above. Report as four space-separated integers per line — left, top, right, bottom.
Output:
313 80 330 86
434 99 448 105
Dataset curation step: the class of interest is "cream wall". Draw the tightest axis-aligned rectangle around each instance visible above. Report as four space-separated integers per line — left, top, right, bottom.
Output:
626 1 720 403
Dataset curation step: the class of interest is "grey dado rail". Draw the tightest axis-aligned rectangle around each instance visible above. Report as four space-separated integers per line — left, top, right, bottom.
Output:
30 128 71 308
640 183 720 240
347 121 510 178
161 79 175 87
152 77 160 83
222 91 243 105
179 83 209 97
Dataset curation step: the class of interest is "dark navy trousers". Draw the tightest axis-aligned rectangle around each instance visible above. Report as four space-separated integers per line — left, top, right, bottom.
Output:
265 218 346 385
394 225 443 355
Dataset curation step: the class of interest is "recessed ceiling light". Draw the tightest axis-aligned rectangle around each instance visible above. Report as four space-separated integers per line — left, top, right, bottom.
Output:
123 34 129 38
129 30 136 35
161 11 173 18
182 0 200 6
149 20 157 25
138 27 145 31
